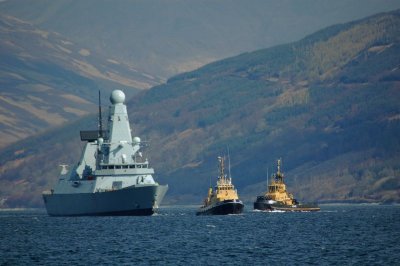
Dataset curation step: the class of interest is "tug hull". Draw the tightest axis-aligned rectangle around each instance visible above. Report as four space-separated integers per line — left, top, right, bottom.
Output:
254 197 320 212
196 200 244 215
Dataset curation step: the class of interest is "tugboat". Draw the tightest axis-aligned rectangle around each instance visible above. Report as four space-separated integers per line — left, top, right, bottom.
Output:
196 156 244 215
253 159 320 212
42 90 168 216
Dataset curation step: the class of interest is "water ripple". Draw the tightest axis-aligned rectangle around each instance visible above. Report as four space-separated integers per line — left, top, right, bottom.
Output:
0 205 399 265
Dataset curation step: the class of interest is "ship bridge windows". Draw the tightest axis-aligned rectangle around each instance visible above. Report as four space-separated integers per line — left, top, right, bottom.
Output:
135 164 148 169
100 164 148 169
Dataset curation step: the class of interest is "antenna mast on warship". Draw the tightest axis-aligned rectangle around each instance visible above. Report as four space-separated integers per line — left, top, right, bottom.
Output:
98 90 103 138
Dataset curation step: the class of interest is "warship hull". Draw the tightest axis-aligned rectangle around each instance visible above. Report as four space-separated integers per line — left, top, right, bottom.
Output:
254 198 320 212
43 184 168 216
196 199 244 215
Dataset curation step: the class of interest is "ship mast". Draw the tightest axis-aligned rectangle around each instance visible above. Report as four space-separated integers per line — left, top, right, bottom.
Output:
277 158 281 175
218 156 225 181
275 158 284 183
227 146 231 181
98 90 103 138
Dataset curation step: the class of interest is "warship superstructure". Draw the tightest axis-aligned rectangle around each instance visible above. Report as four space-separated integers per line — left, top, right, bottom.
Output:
253 159 320 212
196 156 244 215
42 90 168 216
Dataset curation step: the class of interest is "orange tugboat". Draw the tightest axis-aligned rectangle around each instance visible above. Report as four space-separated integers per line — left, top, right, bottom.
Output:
196 156 244 215
253 159 320 212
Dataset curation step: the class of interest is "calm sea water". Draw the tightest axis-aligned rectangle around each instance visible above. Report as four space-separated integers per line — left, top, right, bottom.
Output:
1 205 399 265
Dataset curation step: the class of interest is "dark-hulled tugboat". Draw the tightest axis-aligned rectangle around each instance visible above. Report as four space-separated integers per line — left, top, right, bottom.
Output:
253 159 320 212
196 156 244 215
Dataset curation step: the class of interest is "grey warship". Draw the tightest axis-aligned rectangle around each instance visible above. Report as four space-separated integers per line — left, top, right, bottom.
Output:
42 90 168 216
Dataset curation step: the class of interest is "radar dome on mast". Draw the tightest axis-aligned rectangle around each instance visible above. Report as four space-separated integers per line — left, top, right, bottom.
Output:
133 137 141 144
110 90 125 104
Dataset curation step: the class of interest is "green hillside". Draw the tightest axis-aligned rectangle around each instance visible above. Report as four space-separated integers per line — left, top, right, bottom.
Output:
1 10 400 207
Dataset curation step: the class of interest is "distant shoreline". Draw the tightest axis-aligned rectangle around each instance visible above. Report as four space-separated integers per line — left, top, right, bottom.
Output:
1 201 399 212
